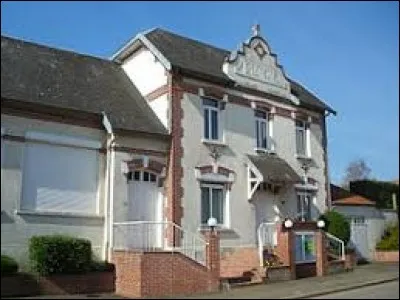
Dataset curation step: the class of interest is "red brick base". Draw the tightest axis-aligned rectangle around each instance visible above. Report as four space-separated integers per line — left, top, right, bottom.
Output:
112 251 219 298
373 251 399 262
1 272 115 298
220 247 261 281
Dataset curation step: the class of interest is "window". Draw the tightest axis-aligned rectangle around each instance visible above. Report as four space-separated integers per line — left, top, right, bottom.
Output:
255 110 269 150
203 98 219 140
21 142 99 214
295 120 309 156
295 232 316 263
201 184 225 225
297 192 312 221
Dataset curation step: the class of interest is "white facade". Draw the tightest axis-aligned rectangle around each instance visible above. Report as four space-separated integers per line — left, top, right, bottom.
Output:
1 113 169 268
120 33 330 250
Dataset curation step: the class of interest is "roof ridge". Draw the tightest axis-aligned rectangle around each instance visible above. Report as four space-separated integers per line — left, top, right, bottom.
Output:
149 27 230 54
1 34 114 65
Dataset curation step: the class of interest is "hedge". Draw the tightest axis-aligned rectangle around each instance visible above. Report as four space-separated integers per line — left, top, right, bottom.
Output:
29 235 92 275
376 224 399 251
350 180 399 210
1 255 19 275
319 211 351 246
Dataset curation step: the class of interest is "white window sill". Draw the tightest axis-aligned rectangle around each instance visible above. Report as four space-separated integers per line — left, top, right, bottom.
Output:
295 154 312 160
198 225 232 232
201 139 227 147
255 148 276 155
15 209 104 219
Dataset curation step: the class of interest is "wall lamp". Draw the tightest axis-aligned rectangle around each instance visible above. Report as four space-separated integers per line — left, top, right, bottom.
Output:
207 217 218 232
283 218 293 229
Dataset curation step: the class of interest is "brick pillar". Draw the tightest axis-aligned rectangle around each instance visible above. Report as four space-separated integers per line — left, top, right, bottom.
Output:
316 230 328 277
275 223 296 279
203 230 220 292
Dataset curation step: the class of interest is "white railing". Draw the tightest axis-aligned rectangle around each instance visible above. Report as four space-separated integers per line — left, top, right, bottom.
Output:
112 221 208 266
325 232 345 261
257 222 277 266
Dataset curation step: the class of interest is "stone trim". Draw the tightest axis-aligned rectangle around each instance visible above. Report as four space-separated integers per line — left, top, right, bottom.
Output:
144 84 169 102
112 146 167 158
127 158 165 174
179 78 323 123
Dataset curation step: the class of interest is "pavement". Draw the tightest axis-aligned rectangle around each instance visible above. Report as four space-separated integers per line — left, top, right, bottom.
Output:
311 280 399 299
7 262 399 299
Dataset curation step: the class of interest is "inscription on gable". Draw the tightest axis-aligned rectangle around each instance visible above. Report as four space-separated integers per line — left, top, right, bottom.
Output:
222 33 295 103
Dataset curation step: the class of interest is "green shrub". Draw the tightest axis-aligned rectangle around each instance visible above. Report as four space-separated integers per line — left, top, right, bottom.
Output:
320 211 351 246
29 235 92 275
1 255 19 275
376 224 399 251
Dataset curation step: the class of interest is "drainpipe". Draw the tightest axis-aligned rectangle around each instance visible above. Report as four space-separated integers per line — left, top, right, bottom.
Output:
101 112 115 262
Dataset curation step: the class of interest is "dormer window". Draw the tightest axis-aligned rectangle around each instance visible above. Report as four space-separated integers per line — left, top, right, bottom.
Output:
255 109 269 150
203 98 219 141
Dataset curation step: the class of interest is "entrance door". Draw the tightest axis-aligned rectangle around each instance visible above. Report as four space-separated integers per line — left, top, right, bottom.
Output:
128 170 163 249
350 217 369 260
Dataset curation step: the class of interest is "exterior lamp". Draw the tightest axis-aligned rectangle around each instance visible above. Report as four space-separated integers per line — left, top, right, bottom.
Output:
207 217 218 232
317 219 326 229
283 218 293 229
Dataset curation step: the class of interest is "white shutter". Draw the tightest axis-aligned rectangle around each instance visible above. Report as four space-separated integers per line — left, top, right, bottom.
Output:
22 142 98 213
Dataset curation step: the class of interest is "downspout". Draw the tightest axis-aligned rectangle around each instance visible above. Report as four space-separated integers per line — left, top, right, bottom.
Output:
101 112 115 262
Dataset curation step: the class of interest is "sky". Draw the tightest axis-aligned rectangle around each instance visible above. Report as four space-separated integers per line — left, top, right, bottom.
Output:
1 1 399 184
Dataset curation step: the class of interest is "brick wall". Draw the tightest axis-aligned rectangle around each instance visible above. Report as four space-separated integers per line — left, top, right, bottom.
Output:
112 251 219 298
220 247 260 280
373 251 399 262
296 263 316 278
327 260 346 275
1 272 115 298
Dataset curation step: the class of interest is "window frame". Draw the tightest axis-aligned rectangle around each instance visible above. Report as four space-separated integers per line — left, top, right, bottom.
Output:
295 119 310 157
20 140 100 215
295 231 317 264
200 183 227 226
255 110 269 150
202 98 220 141
297 191 312 222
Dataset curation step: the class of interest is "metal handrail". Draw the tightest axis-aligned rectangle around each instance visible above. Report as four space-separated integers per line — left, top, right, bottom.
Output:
257 222 277 266
112 221 208 266
325 232 345 261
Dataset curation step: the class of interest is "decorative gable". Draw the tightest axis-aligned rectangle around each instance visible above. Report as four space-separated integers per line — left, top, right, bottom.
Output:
222 25 298 104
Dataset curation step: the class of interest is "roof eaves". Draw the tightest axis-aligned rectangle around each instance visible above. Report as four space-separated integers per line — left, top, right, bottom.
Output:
110 31 172 72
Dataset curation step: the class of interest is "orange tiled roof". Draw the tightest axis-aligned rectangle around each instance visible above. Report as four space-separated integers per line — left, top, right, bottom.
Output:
332 195 376 206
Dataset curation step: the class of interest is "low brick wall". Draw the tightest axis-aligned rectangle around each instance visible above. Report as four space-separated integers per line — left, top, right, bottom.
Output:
265 265 291 282
1 271 115 298
295 263 316 279
112 251 219 298
220 247 260 280
373 251 399 262
327 260 346 275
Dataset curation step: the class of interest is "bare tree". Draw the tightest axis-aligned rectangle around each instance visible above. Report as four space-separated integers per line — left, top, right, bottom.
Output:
342 159 372 189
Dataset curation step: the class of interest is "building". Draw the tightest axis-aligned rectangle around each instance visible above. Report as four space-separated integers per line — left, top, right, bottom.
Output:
1 35 169 267
331 183 398 260
112 26 336 278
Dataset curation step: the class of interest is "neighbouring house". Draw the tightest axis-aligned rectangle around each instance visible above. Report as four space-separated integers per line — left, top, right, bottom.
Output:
331 184 398 260
111 26 337 279
1 35 170 268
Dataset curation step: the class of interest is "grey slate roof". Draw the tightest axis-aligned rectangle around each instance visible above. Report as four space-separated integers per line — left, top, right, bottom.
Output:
1 35 168 136
247 154 302 183
143 28 335 114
